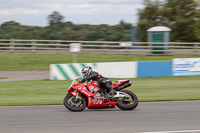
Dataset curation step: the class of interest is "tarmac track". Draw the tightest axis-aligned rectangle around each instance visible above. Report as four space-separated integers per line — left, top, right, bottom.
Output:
0 71 49 82
0 101 200 133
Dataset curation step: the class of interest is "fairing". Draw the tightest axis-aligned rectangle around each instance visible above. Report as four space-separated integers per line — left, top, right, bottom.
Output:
67 78 129 109
111 80 129 88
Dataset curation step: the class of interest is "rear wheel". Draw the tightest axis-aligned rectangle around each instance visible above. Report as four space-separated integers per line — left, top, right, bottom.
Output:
63 93 87 112
116 90 138 110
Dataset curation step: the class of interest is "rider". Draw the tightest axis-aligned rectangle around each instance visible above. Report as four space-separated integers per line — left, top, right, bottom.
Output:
79 66 113 102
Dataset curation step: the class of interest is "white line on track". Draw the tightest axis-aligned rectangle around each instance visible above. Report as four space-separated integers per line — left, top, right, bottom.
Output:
138 130 200 133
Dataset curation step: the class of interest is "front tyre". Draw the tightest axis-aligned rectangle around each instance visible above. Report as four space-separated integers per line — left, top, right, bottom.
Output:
63 93 87 112
116 90 138 110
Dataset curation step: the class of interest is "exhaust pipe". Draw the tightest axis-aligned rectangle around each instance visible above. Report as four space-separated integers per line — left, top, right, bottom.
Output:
115 82 132 91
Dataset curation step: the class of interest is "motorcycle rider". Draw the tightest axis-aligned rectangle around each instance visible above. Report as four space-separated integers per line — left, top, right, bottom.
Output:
79 66 113 103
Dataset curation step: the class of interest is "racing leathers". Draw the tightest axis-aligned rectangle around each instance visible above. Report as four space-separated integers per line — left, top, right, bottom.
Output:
80 71 113 93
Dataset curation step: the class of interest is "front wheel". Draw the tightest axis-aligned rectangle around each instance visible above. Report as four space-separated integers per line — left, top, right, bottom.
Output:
116 90 138 110
63 93 87 112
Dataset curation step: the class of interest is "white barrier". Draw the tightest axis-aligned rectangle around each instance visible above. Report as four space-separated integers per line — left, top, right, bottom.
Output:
97 62 137 78
50 62 137 80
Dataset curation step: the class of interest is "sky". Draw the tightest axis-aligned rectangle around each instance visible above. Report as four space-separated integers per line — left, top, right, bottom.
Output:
0 0 144 27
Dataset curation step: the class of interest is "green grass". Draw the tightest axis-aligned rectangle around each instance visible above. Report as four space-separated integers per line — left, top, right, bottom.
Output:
0 53 199 70
0 77 7 79
0 75 200 106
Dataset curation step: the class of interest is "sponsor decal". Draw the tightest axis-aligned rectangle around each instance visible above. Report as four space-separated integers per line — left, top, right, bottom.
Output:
93 81 98 86
116 81 121 85
81 90 90 96
72 92 77 95
92 99 103 104
89 86 94 90
93 88 98 92
77 87 82 90
173 58 200 76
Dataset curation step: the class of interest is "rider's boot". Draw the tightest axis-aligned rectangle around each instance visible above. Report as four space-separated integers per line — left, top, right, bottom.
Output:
104 92 109 103
109 89 116 97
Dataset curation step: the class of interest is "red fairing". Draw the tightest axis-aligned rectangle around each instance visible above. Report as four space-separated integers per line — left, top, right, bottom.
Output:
111 80 129 88
69 91 78 97
67 78 118 109
87 97 117 109
89 81 100 87
73 83 94 97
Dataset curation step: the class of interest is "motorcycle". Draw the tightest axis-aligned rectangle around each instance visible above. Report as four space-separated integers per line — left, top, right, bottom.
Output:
63 77 138 112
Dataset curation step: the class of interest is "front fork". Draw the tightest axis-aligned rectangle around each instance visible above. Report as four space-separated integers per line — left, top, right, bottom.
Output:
76 92 79 99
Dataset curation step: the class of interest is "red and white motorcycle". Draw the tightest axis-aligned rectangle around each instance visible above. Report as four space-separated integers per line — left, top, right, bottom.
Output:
64 77 138 112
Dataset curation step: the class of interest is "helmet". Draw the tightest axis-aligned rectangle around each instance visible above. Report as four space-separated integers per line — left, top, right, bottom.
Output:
82 66 92 76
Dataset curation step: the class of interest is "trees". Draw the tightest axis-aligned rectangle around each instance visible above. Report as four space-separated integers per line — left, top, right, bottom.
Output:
136 0 199 42
164 0 198 42
48 11 64 26
0 21 20 32
0 20 133 41
135 0 165 42
0 10 134 41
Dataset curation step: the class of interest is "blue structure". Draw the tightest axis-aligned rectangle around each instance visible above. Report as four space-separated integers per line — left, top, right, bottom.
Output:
130 27 138 42
130 27 142 49
137 61 172 78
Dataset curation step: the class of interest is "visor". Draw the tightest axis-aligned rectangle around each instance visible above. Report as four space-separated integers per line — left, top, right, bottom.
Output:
82 72 87 76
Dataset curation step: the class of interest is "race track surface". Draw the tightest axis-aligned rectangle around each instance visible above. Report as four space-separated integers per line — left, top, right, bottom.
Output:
0 71 49 82
0 101 200 133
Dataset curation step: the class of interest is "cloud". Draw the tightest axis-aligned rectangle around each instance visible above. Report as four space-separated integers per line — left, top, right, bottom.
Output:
0 0 143 26
0 8 49 15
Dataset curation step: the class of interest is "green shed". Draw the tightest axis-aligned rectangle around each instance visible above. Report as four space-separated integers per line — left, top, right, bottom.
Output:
147 26 171 54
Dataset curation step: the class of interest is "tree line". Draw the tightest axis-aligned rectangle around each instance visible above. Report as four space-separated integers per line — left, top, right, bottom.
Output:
1 0 200 42
0 11 133 41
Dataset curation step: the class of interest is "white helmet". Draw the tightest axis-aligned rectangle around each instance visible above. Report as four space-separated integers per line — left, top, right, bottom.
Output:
82 66 92 76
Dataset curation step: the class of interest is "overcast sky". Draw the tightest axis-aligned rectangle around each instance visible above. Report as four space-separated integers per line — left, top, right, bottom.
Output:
0 0 144 26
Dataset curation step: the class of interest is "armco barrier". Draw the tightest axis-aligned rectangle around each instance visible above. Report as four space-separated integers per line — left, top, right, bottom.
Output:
50 62 137 80
137 61 172 78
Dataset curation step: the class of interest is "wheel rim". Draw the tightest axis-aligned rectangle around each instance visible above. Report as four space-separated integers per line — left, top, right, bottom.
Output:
66 96 84 109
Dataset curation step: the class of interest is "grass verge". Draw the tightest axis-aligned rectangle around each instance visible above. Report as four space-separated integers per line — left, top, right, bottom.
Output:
0 53 199 70
0 77 7 79
0 75 200 106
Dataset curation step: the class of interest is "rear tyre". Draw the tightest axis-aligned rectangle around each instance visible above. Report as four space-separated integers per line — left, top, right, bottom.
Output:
116 90 138 110
64 93 87 112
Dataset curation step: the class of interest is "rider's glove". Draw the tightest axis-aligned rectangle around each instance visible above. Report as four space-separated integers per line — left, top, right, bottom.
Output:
79 76 86 83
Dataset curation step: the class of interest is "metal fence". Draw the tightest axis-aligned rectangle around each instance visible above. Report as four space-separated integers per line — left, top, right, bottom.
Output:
0 39 200 55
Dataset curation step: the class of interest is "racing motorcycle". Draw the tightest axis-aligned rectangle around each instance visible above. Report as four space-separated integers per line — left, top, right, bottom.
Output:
63 77 138 112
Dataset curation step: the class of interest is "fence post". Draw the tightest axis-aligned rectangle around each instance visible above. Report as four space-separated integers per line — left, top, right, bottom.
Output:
56 40 61 53
31 40 36 53
56 40 60 48
9 39 15 52
193 43 199 55
148 42 152 55
170 42 174 55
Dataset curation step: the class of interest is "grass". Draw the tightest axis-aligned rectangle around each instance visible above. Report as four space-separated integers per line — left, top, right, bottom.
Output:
0 75 200 106
0 53 199 70
0 77 7 79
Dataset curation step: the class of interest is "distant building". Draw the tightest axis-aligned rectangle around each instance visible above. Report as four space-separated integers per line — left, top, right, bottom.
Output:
130 27 142 49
